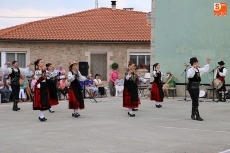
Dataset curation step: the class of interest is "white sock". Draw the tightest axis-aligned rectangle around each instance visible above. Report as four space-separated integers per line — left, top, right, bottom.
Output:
73 109 75 114
49 106 54 111
75 109 79 114
128 108 133 114
156 102 159 105
39 111 44 118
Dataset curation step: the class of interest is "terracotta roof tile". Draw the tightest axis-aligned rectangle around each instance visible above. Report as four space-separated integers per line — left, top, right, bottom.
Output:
0 8 150 42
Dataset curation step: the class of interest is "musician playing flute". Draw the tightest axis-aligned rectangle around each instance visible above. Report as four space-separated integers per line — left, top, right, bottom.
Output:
187 57 210 121
215 61 227 102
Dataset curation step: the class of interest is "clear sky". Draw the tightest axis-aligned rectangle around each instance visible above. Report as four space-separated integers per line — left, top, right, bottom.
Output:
0 0 151 29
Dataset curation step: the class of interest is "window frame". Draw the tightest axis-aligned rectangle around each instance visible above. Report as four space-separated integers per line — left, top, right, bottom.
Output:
0 48 30 70
127 49 151 66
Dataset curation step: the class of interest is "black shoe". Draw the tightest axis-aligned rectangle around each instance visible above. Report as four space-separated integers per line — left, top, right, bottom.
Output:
128 112 135 117
38 117 47 122
195 108 203 121
49 109 55 113
155 105 162 108
72 113 78 118
75 113 81 117
132 108 138 111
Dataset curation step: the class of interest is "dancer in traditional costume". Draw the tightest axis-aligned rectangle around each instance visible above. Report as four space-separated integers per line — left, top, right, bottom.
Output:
215 61 227 102
46 63 59 113
187 57 210 121
33 59 50 122
67 60 87 117
123 61 146 117
4 61 31 111
151 63 165 108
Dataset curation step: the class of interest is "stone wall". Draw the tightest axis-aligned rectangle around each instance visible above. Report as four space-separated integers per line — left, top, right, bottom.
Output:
0 41 150 80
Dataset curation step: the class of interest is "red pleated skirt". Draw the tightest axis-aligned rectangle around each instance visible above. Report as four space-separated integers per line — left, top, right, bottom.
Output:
151 82 163 102
123 87 140 108
68 88 84 109
49 98 59 106
33 88 50 110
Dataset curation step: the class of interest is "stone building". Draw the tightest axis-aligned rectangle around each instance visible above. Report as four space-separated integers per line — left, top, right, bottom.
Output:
0 5 151 81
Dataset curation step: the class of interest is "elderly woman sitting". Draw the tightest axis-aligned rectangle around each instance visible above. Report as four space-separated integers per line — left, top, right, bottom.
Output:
87 74 98 98
115 75 124 97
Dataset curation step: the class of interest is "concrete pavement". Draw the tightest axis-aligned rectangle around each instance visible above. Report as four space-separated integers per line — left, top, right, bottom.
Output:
0 97 230 153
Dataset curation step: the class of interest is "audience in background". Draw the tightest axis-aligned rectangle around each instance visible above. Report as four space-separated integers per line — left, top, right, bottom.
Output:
0 74 12 103
57 76 69 100
87 74 98 98
94 74 105 98
115 75 124 97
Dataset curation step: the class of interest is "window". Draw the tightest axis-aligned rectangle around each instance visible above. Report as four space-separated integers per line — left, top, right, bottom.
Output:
6 53 26 67
130 53 150 65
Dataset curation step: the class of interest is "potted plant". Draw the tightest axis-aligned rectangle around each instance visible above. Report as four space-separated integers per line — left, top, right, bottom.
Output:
111 63 119 70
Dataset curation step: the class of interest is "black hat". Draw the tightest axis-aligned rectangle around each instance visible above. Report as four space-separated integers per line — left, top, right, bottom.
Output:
218 61 225 65
189 57 198 64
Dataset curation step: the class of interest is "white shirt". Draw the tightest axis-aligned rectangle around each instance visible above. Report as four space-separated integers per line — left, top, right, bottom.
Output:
34 70 46 88
152 70 167 81
4 65 29 75
46 70 59 79
125 74 147 83
214 67 227 78
67 71 86 82
187 64 210 78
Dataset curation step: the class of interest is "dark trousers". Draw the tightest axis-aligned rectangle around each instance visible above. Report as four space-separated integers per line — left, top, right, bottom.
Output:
11 85 20 101
98 87 105 95
188 88 199 107
58 87 69 99
0 89 12 100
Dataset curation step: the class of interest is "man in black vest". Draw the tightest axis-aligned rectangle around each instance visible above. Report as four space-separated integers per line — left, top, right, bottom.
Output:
187 57 210 121
215 61 227 102
4 61 31 111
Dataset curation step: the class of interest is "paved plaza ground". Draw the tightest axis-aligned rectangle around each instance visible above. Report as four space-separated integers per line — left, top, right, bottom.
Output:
0 97 230 153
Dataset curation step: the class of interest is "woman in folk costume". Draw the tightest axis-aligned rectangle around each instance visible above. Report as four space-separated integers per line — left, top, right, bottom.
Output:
46 63 59 113
33 59 50 122
67 60 87 118
123 61 146 117
151 63 165 108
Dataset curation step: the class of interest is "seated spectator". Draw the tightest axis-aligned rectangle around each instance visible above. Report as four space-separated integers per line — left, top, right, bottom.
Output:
115 75 124 97
0 74 12 103
57 76 69 100
58 65 66 80
87 74 98 98
30 77 37 92
163 71 175 99
94 74 105 98
19 75 29 102
25 65 34 83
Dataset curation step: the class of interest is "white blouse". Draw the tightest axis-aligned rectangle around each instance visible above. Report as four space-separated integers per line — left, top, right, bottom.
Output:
34 70 46 88
46 70 59 79
68 71 86 83
187 64 209 78
152 70 167 81
125 74 147 83
4 65 29 75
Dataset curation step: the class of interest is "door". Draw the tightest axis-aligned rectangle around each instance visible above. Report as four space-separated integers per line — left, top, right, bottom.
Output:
90 53 107 81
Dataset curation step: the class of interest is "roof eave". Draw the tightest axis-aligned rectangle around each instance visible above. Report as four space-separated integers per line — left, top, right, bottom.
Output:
0 39 150 43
